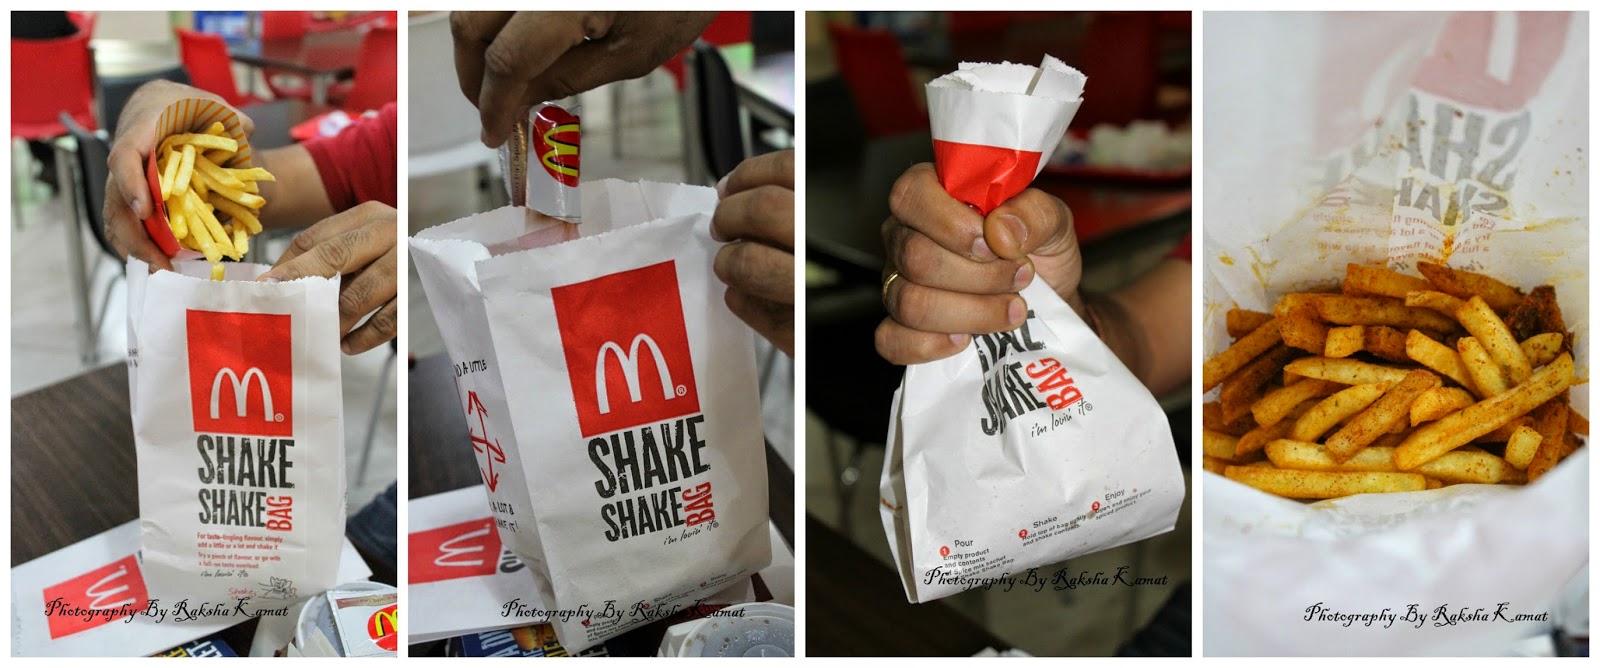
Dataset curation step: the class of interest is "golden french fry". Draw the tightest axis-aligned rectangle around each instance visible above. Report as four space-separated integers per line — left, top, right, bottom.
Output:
1325 370 1440 462
232 226 249 257
1505 285 1566 345
1264 441 1512 483
228 166 277 182
1224 307 1272 341
1314 295 1460 332
1504 425 1542 470
1282 357 1411 386
194 154 247 189
208 194 264 235
1236 400 1314 459
1252 379 1338 428
1202 401 1253 436
181 197 223 265
203 147 234 164
1404 290 1468 316
1223 466 1426 499
172 144 197 194
1526 402 1569 482
1324 325 1364 358
1202 456 1230 476
186 190 237 259
1220 344 1298 423
204 121 227 136
168 205 188 240
159 132 239 154
1457 337 1509 397
1405 330 1477 393
1425 477 1445 490
1417 261 1523 312
1361 325 1410 363
1272 293 1332 318
1203 318 1282 391
1410 387 1476 426
1472 416 1533 444
1519 332 1563 368
1457 295 1532 384
1281 309 1328 353
158 147 179 200
211 263 225 280
210 181 268 210
1204 429 1240 461
1343 263 1432 299
1394 353 1574 470
1291 382 1390 442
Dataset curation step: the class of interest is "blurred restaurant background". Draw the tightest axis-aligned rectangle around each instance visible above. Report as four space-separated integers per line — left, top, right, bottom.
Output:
10 10 399 518
804 11 1193 656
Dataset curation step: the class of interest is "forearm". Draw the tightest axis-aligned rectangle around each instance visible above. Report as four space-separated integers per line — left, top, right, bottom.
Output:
1085 259 1192 396
254 144 337 229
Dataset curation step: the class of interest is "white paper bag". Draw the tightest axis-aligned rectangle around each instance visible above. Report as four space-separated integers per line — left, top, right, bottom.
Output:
12 520 370 657
126 259 346 607
410 180 771 650
881 57 1186 603
1203 12 1588 656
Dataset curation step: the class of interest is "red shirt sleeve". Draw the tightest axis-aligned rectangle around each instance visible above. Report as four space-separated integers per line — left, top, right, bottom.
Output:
303 102 397 211
1166 233 1192 262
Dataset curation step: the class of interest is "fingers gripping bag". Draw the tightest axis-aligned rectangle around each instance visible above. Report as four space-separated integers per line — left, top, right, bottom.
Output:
126 257 346 607
410 180 771 650
880 56 1186 604
1203 13 1587 655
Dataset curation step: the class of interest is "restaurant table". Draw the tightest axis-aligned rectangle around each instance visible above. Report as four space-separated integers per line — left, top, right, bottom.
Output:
10 363 260 653
229 30 363 106
727 50 796 132
407 353 795 656
807 514 1008 656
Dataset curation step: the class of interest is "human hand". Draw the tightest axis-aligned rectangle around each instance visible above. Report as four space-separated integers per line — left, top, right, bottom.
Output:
258 201 398 354
711 150 794 357
451 11 715 147
105 80 254 271
875 163 1082 365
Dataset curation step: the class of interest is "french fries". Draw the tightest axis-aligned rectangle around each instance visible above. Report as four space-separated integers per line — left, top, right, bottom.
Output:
153 126 273 280
1207 262 1584 500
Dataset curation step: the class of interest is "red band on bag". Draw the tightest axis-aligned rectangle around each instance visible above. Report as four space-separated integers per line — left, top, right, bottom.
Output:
409 518 503 584
43 555 149 639
932 140 1044 215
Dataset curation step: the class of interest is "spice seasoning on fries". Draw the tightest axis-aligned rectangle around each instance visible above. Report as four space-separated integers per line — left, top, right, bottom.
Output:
1207 262 1584 499
154 122 275 280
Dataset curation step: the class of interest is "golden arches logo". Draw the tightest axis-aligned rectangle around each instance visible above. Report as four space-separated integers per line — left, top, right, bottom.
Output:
540 122 580 179
367 604 399 651
532 105 581 187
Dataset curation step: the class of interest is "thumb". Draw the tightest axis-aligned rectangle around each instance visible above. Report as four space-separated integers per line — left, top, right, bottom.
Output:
983 188 1075 261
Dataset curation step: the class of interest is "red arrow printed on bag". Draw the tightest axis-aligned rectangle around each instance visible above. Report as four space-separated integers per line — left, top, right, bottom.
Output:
465 390 506 493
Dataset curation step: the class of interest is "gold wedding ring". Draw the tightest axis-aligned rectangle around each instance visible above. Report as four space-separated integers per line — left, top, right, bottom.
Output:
882 270 901 302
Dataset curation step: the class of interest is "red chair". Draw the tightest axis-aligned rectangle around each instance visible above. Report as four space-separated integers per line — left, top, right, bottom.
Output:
338 25 398 113
11 11 98 139
661 11 752 90
177 28 267 108
258 12 316 101
827 21 928 139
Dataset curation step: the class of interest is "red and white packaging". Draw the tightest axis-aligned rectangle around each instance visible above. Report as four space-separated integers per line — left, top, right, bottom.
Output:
410 181 771 650
140 98 257 258
11 520 371 657
125 258 346 606
927 56 1085 214
880 57 1186 603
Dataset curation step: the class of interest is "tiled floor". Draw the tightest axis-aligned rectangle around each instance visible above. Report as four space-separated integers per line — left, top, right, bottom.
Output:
10 144 398 515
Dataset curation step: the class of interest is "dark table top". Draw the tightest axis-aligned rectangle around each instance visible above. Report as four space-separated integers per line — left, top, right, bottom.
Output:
11 362 262 652
229 30 363 77
806 514 1007 656
406 353 794 655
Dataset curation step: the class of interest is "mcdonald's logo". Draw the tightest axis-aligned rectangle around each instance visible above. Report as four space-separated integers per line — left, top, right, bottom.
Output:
552 261 700 437
187 310 292 436
367 604 398 652
408 518 501 584
531 104 580 187
43 555 149 639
